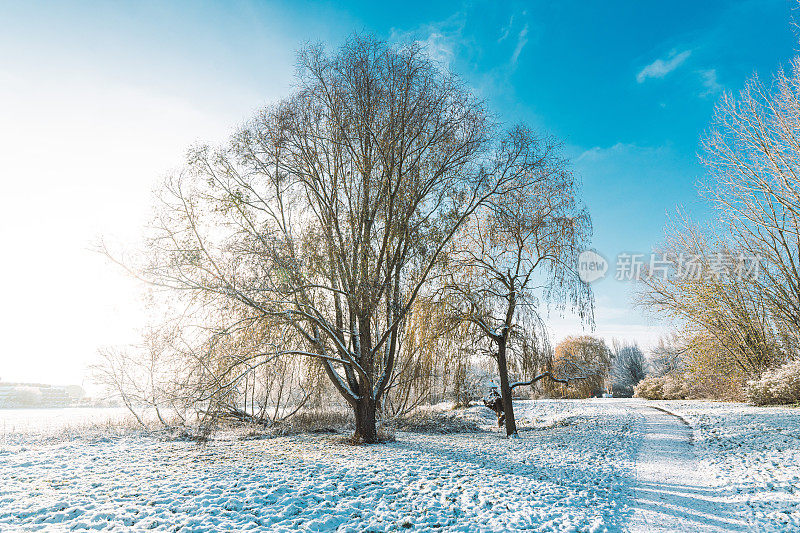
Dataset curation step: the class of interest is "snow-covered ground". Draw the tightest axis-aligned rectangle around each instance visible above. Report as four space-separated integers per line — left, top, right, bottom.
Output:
654 400 800 532
0 399 798 531
625 404 745 532
0 407 133 435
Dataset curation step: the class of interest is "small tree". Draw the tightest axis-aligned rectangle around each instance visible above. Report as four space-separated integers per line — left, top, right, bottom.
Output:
548 336 611 398
442 133 594 436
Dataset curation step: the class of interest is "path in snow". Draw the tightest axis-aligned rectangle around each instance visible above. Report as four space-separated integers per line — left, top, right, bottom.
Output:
627 403 745 532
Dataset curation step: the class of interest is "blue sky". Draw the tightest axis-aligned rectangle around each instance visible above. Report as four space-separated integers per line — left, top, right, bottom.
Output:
0 0 796 386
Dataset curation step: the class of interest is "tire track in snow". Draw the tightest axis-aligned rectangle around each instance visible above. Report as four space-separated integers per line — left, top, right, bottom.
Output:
626 402 746 532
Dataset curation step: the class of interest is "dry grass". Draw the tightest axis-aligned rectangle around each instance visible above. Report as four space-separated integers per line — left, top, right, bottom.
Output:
271 409 353 436
234 405 483 442
387 406 483 434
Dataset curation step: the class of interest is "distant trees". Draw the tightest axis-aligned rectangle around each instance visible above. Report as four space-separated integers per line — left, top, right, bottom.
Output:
611 341 646 397
648 333 687 377
547 336 611 398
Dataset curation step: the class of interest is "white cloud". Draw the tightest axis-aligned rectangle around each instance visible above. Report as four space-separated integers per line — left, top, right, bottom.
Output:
699 68 723 96
390 12 466 70
511 23 529 65
636 50 692 83
418 31 456 67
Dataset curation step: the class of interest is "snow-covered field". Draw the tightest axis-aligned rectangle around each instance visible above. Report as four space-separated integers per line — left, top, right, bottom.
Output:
0 399 798 532
0 408 134 435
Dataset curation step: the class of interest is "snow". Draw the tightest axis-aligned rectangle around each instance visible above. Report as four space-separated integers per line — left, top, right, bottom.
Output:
626 404 745 532
652 400 800 532
0 407 133 434
1 399 799 531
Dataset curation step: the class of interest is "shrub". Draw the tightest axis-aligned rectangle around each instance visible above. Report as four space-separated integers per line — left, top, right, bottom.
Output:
662 376 687 400
746 359 800 405
635 370 745 401
634 376 665 399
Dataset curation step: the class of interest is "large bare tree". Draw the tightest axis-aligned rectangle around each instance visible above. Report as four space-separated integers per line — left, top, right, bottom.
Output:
130 35 550 443
635 55 800 392
701 57 800 349
638 222 784 379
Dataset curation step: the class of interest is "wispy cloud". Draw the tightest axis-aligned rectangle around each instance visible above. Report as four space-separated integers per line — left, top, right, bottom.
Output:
389 12 466 70
498 14 514 42
497 11 529 65
636 50 691 83
418 31 456 67
391 7 530 103
699 68 722 96
511 23 529 65
576 142 669 163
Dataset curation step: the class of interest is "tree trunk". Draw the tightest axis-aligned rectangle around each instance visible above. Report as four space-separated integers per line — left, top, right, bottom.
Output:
353 396 378 444
496 332 518 437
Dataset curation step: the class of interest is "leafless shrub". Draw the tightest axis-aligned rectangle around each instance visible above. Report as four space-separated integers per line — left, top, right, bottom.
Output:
634 366 745 401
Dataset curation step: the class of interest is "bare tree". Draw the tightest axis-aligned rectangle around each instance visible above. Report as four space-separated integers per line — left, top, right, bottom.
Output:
701 57 800 350
441 132 594 436
118 35 550 443
610 340 647 397
649 332 688 377
638 222 784 378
